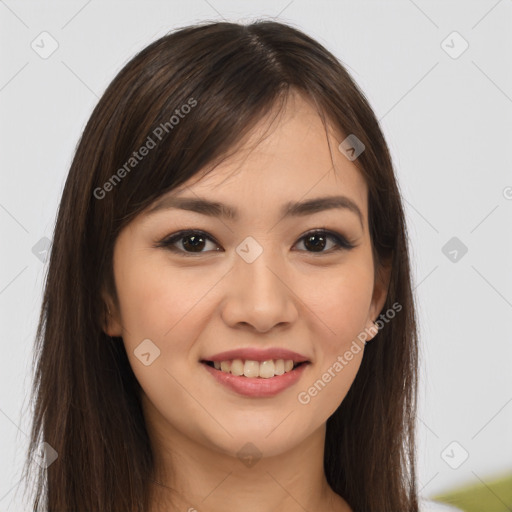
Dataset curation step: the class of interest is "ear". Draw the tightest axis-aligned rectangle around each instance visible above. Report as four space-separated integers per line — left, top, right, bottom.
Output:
365 257 392 342
101 290 123 337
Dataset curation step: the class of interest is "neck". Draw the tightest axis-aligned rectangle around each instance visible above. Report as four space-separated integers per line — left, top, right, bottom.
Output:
142 397 351 512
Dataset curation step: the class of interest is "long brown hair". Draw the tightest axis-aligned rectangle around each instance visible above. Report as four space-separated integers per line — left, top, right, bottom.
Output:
23 20 419 511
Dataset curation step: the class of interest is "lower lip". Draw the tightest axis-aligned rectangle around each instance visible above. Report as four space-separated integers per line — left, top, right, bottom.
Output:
201 362 309 398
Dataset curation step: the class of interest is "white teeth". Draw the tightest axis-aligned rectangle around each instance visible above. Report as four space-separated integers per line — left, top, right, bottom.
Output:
243 360 259 378
210 358 302 378
230 359 244 376
274 359 285 375
220 360 231 372
259 360 275 379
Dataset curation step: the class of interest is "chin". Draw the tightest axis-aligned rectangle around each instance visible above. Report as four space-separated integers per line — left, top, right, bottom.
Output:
200 419 313 461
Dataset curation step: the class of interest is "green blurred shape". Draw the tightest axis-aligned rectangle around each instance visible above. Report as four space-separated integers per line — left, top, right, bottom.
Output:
432 472 512 512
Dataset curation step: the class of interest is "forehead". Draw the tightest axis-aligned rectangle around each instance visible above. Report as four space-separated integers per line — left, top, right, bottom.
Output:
147 92 368 226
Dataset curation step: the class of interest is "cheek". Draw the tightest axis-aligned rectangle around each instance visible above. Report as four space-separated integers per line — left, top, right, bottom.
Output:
113 254 222 393
289 263 373 418
113 257 209 423
304 264 374 350
114 253 211 340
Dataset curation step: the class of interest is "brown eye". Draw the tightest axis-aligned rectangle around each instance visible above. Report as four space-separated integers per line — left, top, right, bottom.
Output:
156 228 355 257
156 230 221 256
302 232 329 252
180 233 207 252
294 230 355 253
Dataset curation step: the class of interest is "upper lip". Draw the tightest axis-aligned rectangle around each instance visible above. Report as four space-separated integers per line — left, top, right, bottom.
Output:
203 348 310 363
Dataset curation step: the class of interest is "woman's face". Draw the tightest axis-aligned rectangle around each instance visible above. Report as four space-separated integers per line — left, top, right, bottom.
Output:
106 92 389 460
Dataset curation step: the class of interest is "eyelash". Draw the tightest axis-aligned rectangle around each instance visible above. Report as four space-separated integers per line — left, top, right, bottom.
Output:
154 228 356 257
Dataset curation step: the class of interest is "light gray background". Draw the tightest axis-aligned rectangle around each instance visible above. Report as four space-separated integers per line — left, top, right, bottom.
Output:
1 1 511 510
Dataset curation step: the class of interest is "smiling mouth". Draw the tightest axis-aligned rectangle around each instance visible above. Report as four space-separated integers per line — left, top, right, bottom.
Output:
201 359 309 379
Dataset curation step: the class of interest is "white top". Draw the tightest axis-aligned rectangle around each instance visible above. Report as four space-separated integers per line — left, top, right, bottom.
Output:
419 498 462 512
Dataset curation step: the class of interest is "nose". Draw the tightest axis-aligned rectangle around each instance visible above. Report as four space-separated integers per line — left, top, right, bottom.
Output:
220 243 299 334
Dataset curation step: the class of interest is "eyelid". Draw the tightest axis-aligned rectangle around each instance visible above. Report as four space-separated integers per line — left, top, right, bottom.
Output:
155 228 356 255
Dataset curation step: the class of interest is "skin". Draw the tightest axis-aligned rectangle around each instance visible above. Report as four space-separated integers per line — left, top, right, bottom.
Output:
104 91 390 512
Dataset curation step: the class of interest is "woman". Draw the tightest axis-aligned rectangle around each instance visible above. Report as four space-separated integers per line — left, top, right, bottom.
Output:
24 19 432 511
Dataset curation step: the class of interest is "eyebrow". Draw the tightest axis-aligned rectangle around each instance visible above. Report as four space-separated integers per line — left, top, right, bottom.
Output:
146 194 364 228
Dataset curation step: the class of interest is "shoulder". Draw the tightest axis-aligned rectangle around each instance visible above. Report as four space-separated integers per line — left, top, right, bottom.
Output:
419 498 463 512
